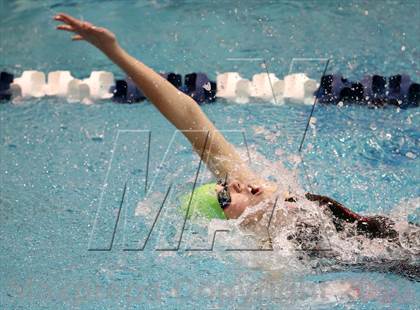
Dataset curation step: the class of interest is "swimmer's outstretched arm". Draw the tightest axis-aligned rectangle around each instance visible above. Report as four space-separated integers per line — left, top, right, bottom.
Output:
54 13 258 184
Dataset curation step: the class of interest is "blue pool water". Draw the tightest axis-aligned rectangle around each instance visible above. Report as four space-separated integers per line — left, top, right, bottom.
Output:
1 0 419 308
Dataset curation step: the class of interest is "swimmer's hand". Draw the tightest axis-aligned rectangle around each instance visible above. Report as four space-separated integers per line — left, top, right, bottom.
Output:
54 13 118 54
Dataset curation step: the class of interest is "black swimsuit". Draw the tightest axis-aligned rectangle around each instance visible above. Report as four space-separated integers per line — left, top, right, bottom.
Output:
304 193 399 240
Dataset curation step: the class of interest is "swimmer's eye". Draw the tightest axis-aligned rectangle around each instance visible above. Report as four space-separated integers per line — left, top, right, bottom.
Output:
285 196 298 202
217 182 231 210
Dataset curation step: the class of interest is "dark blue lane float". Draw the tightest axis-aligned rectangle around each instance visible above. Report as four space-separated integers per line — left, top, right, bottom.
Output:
0 71 14 101
183 72 217 103
360 75 387 105
110 77 146 103
110 72 216 104
1 70 418 107
161 72 182 89
97 72 420 107
317 74 419 108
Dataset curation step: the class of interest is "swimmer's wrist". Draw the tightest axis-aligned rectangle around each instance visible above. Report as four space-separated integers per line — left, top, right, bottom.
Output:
101 41 124 59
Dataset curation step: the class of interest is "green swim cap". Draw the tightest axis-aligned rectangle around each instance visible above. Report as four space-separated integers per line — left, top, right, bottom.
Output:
180 183 227 220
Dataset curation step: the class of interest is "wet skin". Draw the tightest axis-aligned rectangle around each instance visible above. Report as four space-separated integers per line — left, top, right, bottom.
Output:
215 180 275 219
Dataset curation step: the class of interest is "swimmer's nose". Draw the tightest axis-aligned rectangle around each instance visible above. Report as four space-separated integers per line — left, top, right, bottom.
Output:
230 181 243 193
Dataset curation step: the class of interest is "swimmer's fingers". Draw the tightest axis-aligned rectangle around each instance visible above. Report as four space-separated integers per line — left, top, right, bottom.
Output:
54 13 117 50
72 35 84 41
54 13 94 33
56 24 76 33
56 24 86 42
54 13 80 27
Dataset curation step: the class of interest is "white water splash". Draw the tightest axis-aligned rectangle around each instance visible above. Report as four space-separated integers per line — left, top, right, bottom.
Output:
133 145 419 279
216 148 420 278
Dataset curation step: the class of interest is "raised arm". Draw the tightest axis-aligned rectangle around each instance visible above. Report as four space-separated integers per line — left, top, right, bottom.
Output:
54 13 258 183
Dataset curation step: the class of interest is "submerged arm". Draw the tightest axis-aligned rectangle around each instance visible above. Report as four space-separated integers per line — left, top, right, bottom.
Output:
54 13 258 183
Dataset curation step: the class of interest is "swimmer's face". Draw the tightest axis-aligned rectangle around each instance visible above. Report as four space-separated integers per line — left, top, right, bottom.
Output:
216 180 264 219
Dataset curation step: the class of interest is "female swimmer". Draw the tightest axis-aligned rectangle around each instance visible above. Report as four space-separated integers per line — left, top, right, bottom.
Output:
54 13 407 241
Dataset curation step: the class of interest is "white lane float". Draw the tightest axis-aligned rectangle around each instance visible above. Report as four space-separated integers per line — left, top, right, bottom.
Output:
272 80 285 104
82 71 114 100
234 78 252 104
250 72 280 103
9 83 23 102
283 73 318 104
67 79 92 104
11 70 46 98
215 72 317 104
10 70 114 104
44 71 74 96
303 79 318 105
216 72 243 101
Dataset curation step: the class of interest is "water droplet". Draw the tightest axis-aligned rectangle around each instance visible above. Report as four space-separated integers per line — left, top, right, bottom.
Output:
406 152 416 159
202 82 211 91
